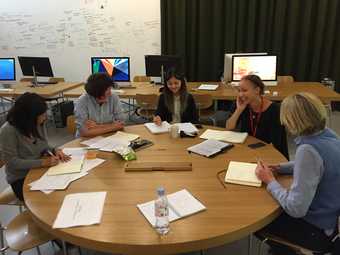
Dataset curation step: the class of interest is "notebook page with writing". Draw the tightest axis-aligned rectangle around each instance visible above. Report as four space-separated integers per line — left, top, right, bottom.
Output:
144 121 171 134
46 156 84 176
200 129 248 143
136 200 180 226
225 161 261 187
167 189 206 217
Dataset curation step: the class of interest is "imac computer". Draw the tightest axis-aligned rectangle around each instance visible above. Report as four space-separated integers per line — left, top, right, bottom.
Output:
18 56 55 86
231 55 278 86
0 58 15 81
145 55 182 85
223 52 267 83
91 57 130 87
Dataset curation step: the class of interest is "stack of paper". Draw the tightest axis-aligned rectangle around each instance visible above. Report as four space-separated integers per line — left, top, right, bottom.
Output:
200 129 248 143
144 121 171 134
137 189 206 226
176 123 199 134
29 158 105 193
197 84 219 90
80 136 104 147
187 139 233 157
225 161 261 187
111 131 139 141
87 132 138 150
53 192 107 229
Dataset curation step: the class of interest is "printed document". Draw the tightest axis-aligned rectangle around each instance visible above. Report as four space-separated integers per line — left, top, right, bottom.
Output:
53 192 106 228
200 129 248 143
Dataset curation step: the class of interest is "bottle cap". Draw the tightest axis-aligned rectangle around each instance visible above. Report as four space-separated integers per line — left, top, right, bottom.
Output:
157 187 165 196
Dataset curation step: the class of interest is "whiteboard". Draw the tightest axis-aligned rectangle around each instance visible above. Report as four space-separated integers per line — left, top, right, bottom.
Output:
0 0 161 82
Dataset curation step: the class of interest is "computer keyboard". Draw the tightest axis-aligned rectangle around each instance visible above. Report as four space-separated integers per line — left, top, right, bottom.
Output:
36 81 58 84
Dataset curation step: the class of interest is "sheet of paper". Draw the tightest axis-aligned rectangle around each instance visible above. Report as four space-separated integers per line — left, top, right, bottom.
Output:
144 121 171 134
111 131 139 141
62 147 87 157
188 139 230 157
30 171 88 191
200 129 248 143
197 84 219 90
53 192 106 229
80 136 104 147
29 158 105 193
176 123 199 134
225 161 261 187
99 139 130 152
46 156 84 176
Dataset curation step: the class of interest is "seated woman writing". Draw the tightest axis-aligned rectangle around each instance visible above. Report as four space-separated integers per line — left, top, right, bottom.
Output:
0 93 69 201
74 73 125 137
255 92 340 255
225 74 289 159
153 68 198 125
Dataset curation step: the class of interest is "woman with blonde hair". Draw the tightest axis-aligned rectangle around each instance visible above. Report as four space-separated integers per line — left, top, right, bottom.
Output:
255 92 340 254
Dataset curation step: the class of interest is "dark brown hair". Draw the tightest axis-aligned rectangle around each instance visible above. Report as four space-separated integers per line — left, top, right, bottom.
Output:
241 74 265 95
163 68 188 113
85 73 113 98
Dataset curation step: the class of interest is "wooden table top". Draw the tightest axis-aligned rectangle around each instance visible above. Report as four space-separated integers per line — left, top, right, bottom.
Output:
24 125 290 255
63 81 340 103
0 82 83 97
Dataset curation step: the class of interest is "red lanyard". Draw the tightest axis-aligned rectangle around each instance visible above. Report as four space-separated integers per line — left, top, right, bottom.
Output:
249 97 263 137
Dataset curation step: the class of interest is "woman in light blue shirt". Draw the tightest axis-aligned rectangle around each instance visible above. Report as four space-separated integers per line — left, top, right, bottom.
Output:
256 92 340 254
74 73 125 137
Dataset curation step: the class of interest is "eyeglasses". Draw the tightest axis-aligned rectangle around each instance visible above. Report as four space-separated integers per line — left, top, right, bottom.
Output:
216 169 228 189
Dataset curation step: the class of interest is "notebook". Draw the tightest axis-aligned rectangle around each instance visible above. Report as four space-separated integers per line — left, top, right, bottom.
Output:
225 161 261 187
46 156 84 176
137 189 206 226
144 121 171 134
200 129 248 143
187 139 233 157
197 84 219 90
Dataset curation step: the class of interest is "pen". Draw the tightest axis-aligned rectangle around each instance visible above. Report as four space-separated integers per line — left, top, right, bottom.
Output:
47 150 55 157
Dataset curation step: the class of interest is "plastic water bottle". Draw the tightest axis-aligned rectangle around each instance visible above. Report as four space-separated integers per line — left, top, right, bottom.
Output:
154 187 170 235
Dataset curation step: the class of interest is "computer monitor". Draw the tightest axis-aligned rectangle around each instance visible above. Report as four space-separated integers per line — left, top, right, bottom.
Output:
91 57 130 82
231 55 277 82
18 56 54 77
223 52 267 82
0 58 15 81
145 55 182 84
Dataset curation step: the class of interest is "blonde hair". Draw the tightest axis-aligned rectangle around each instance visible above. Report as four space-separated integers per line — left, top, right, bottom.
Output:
280 92 327 136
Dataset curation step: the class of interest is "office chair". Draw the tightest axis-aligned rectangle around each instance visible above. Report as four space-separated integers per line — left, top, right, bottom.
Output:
133 76 151 82
192 94 217 125
277 75 294 84
66 115 76 135
134 94 158 121
256 227 340 255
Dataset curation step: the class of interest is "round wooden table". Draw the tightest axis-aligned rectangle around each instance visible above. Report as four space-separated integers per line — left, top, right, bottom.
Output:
24 125 290 255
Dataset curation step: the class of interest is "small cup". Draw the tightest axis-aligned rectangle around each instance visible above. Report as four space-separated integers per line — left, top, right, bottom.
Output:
170 125 179 138
273 91 278 96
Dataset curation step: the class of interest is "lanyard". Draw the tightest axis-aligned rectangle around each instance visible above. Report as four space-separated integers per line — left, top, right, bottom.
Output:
249 97 263 137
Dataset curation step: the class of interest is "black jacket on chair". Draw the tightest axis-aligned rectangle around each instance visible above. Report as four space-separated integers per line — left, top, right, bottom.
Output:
155 93 198 123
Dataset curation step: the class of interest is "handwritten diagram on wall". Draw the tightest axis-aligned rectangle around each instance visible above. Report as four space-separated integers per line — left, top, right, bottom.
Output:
0 0 161 81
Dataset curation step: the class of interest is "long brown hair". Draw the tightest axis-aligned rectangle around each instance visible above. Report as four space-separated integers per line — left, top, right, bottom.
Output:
163 68 188 113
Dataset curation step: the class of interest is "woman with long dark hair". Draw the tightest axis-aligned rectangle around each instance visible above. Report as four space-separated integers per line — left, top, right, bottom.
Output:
0 93 69 200
153 68 198 125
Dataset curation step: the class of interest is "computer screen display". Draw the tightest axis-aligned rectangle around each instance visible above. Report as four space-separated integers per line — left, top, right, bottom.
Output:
232 55 277 81
0 58 16 81
91 57 130 82
145 55 182 77
18 56 54 77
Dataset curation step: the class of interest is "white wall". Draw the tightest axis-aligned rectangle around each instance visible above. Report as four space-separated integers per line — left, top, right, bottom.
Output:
0 0 161 82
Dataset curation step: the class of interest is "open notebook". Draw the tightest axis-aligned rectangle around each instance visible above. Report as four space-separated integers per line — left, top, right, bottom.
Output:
225 161 262 187
144 121 171 134
200 129 248 143
137 189 206 226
